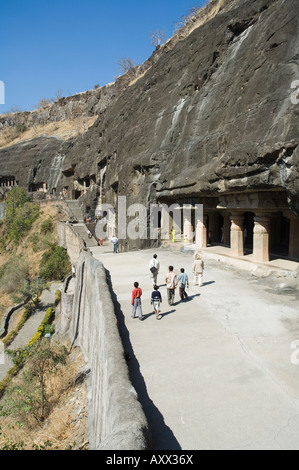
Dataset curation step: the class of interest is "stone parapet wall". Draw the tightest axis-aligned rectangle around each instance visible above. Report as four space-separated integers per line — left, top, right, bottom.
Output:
58 222 151 450
57 221 83 265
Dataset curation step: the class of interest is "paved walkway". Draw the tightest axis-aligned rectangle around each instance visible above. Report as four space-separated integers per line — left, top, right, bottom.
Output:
0 282 62 381
92 245 299 450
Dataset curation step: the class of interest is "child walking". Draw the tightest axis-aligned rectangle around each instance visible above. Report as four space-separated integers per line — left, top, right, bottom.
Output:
151 285 162 320
131 282 144 321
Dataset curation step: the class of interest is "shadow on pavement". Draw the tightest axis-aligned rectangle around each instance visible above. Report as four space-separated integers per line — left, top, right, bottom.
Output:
106 269 181 450
179 293 201 302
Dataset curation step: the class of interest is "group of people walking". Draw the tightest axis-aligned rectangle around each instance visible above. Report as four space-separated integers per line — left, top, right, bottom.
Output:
131 251 204 322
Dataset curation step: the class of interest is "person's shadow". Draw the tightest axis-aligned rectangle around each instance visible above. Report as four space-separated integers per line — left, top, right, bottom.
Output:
202 281 215 287
105 269 181 450
143 309 176 320
179 293 201 302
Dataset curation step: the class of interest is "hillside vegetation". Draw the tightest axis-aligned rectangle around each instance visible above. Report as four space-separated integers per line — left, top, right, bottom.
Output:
0 189 89 450
0 188 70 320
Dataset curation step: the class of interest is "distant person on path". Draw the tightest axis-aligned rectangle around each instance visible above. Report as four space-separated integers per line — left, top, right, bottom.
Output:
110 236 118 253
165 266 178 306
131 282 144 321
149 254 160 286
72 265 76 278
192 252 204 286
178 268 189 300
151 285 162 320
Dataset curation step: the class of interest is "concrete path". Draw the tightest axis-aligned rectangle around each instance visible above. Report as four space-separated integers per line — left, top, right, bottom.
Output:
0 282 62 381
92 246 299 450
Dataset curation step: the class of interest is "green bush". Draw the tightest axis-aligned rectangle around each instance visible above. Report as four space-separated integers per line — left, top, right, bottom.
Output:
40 218 53 235
5 188 40 244
39 244 71 281
15 122 27 134
27 307 55 345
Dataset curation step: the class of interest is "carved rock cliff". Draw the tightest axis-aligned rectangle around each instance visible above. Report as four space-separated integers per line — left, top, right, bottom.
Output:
0 0 298 235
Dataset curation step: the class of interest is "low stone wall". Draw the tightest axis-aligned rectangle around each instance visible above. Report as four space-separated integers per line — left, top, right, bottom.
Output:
0 303 24 338
58 223 151 450
57 221 83 265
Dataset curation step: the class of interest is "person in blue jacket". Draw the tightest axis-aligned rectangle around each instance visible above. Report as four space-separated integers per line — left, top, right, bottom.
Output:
151 285 162 320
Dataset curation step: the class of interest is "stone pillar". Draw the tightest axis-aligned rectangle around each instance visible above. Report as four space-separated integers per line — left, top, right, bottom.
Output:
183 216 193 243
253 215 271 262
230 213 244 257
160 205 181 241
196 215 207 248
289 217 299 259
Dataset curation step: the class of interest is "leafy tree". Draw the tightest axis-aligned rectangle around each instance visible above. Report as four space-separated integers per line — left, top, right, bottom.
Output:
5 187 29 213
40 218 53 235
12 279 42 312
4 339 68 424
39 243 71 281
5 188 40 243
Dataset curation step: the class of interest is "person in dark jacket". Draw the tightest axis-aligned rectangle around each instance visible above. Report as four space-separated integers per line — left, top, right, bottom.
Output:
151 285 162 320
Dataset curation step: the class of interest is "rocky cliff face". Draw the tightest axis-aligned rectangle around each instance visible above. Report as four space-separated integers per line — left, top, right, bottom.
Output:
62 0 298 211
0 0 298 230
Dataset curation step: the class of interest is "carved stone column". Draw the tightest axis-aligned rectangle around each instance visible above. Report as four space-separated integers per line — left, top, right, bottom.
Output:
253 215 271 262
230 214 244 257
183 216 194 243
196 215 208 248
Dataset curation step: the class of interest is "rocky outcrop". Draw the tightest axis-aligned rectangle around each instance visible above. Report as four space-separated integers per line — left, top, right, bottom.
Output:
0 82 126 131
0 136 71 195
60 0 298 213
0 0 298 236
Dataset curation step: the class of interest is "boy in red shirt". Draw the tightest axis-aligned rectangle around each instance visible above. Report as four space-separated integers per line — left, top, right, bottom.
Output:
131 282 144 321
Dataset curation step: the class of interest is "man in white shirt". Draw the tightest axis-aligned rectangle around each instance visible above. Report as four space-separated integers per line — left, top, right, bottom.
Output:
149 254 160 286
110 236 118 253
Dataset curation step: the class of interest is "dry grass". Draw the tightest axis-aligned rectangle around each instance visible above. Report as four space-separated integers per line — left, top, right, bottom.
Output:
186 0 229 35
0 116 97 150
15 204 60 278
0 342 89 450
0 293 13 322
0 204 64 319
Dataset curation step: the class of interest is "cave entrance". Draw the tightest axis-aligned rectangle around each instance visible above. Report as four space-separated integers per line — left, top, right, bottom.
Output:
73 190 82 200
243 212 255 254
270 212 290 257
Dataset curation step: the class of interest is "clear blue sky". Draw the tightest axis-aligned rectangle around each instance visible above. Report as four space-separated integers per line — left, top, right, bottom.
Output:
0 0 206 113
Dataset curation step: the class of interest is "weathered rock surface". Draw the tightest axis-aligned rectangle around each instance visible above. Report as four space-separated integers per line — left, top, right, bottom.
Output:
62 0 299 210
0 0 298 225
0 136 72 194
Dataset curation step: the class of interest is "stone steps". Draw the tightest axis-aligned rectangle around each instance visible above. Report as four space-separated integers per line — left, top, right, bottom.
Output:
65 200 84 222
